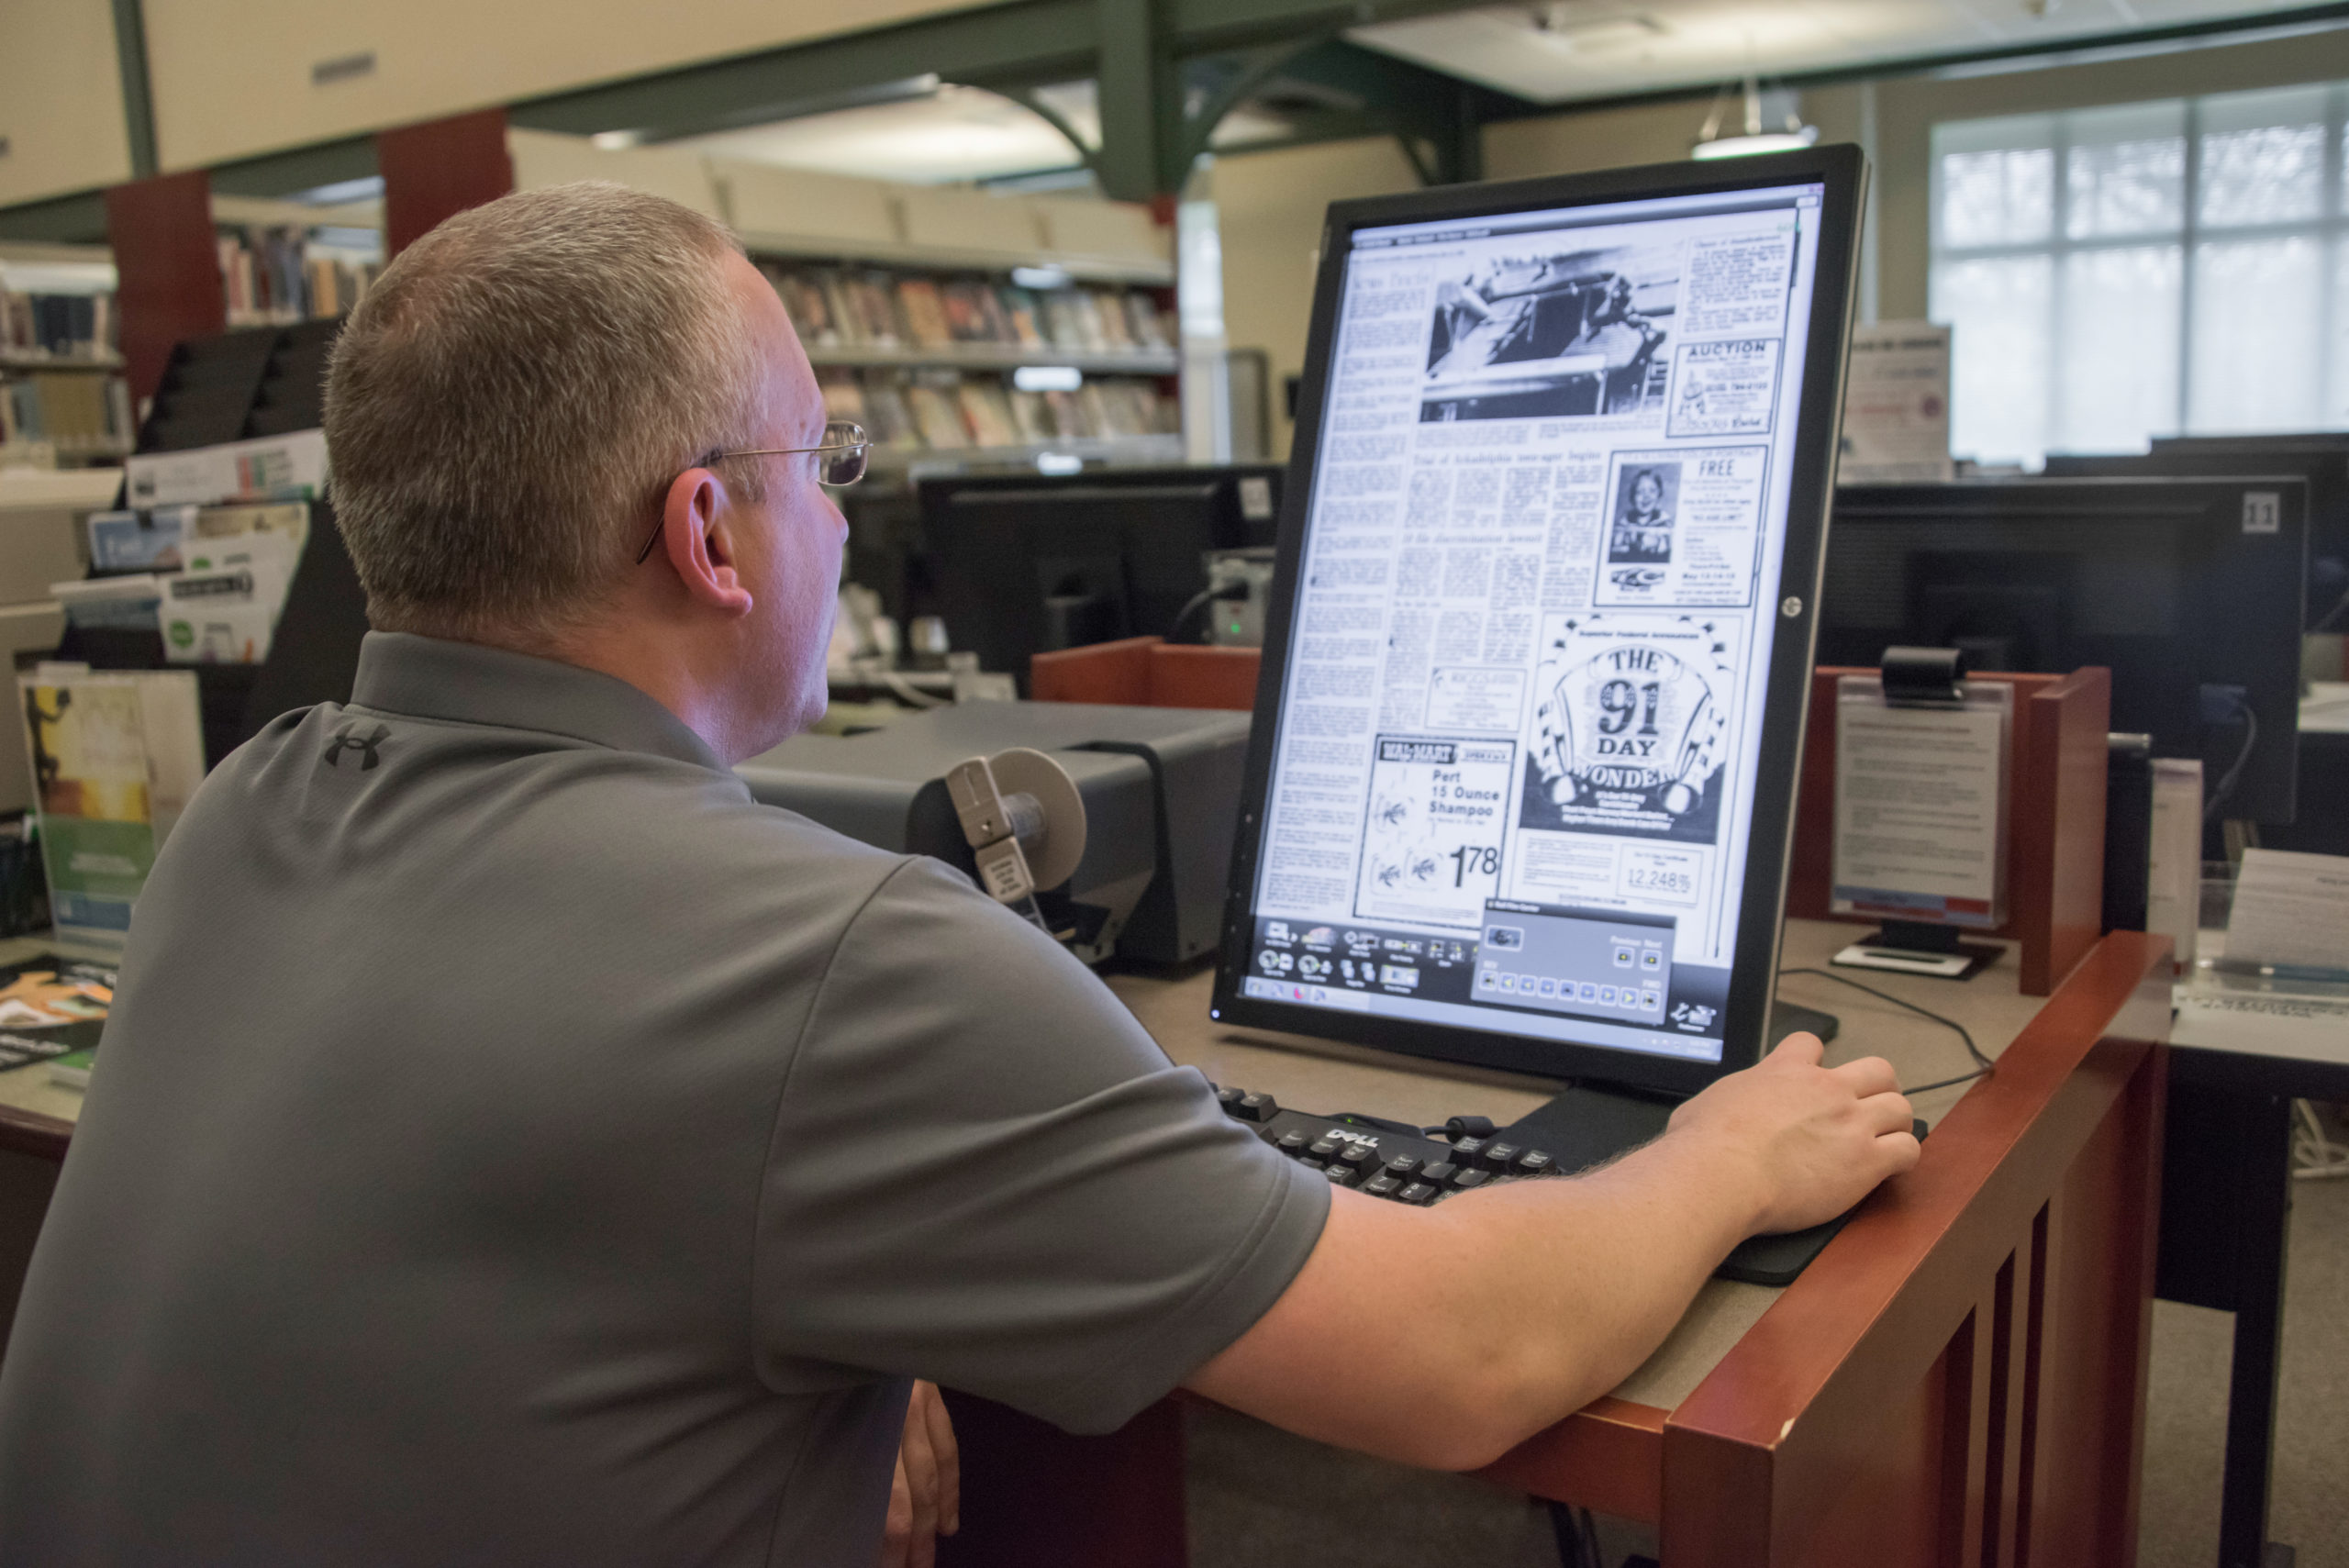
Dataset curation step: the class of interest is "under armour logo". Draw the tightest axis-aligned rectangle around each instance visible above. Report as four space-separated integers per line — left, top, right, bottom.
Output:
322 723 389 771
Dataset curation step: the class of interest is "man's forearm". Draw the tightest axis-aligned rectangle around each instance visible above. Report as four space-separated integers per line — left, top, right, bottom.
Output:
1190 1129 1765 1473
1419 1129 1766 1464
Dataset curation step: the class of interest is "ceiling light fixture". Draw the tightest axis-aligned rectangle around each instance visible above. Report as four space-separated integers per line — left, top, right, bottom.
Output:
1691 67 1818 160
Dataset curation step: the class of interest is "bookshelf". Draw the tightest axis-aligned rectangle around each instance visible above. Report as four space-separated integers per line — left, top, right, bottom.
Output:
1 250 133 466
508 131 1186 481
211 195 384 330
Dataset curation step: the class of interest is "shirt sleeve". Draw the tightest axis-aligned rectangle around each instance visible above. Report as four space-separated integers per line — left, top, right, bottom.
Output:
751 855 1329 1434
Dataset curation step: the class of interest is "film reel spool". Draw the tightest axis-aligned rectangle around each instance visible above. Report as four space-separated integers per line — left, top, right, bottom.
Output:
987 747 1086 892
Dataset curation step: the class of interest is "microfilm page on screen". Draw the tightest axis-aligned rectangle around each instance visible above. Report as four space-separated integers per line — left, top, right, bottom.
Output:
1235 181 1831 1069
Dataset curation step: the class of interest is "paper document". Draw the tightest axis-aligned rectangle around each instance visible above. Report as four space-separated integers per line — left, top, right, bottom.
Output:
2225 849 2349 974
2174 987 2349 1065
1831 678 2009 927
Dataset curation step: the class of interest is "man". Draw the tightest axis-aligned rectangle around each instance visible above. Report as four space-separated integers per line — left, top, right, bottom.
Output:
0 183 1917 1566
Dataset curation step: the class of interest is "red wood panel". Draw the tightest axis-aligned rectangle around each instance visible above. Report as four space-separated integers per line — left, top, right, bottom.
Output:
1030 636 1160 705
933 1391 1184 1568
1478 1396 1667 1522
104 170 227 406
1147 644 1259 711
379 108 515 257
1648 932 2168 1566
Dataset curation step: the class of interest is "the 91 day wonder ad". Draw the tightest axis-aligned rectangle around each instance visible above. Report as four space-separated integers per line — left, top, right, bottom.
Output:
1245 183 1826 1060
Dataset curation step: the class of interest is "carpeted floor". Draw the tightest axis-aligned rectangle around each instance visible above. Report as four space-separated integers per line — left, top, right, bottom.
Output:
1187 1151 2349 1567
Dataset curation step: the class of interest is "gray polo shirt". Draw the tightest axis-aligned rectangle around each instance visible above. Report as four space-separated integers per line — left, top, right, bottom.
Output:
0 632 1327 1567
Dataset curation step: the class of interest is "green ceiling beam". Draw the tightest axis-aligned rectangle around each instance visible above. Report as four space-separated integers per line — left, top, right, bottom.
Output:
0 190 112 245
108 0 159 179
206 136 379 200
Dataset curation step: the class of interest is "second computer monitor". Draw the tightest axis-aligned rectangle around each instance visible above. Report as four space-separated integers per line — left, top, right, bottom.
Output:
1822 476 2306 825
919 464 1283 690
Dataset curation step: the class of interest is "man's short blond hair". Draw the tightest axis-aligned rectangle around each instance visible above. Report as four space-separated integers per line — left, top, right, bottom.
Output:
325 182 768 638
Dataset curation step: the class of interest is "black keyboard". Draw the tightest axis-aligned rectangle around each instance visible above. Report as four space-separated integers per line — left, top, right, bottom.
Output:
1213 1085 1564 1205
1215 1082 1926 1286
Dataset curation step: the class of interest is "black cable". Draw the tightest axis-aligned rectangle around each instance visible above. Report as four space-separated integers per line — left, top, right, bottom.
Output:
1776 966 1994 1095
2203 695 2259 823
1167 583 1248 644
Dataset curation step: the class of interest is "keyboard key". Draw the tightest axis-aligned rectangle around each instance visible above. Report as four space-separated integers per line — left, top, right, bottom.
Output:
1382 1155 1423 1179
1216 1086 1246 1116
1452 1138 1488 1165
1325 1165 1359 1186
1275 1131 1310 1155
1232 1092 1278 1123
1336 1144 1379 1172
1397 1182 1438 1206
1515 1150 1556 1177
1482 1141 1520 1171
1450 1168 1489 1191
1307 1139 1341 1161
1364 1175 1402 1199
1299 1158 1326 1171
1420 1161 1458 1185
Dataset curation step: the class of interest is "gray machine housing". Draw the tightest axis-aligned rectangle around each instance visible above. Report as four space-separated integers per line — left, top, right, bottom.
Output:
735 703 1251 966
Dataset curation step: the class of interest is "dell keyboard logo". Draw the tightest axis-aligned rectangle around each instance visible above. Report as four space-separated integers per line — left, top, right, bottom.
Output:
323 723 390 772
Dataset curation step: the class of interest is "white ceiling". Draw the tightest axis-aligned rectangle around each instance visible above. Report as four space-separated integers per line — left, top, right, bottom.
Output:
673 2 2323 185
1351 0 2316 106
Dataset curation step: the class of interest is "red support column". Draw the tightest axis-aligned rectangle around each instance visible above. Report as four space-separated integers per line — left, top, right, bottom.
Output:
104 170 227 407
378 107 516 258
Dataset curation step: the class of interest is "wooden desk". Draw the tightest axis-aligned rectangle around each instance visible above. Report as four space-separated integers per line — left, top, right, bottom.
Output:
0 926 2169 1567
1097 918 2170 1568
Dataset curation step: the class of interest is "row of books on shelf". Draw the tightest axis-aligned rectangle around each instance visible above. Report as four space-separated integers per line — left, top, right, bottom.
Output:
763 262 1171 356
1 372 135 455
3 291 117 362
818 369 1177 454
218 227 382 328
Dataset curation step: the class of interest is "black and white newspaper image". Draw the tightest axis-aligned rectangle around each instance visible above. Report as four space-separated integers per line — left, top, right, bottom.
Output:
1419 244 1678 423
1666 337 1783 439
1518 612 1737 847
1354 737 1517 929
1595 445 1768 608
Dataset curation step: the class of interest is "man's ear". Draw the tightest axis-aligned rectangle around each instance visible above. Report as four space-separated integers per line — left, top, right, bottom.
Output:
657 467 753 617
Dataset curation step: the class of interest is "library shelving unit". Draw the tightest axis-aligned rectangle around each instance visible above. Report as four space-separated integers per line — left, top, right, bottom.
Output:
1 250 133 468
507 131 1186 483
210 195 384 332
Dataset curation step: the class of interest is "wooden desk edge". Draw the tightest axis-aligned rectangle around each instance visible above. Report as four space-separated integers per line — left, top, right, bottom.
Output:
1478 1395 1669 1521
0 1102 72 1162
1478 931 2172 1520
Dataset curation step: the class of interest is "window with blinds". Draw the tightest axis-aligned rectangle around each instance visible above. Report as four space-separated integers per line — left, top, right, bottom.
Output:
1929 83 2349 467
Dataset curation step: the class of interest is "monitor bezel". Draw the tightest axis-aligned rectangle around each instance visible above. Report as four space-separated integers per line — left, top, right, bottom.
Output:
1209 145 1868 1098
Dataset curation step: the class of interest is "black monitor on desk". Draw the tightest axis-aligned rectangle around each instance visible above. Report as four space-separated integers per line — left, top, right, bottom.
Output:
918 463 1284 693
1211 145 1867 1098
2045 439 2349 633
1821 477 2306 826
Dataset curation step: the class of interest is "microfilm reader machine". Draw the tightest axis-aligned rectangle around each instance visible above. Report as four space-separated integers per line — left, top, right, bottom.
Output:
733 703 1249 966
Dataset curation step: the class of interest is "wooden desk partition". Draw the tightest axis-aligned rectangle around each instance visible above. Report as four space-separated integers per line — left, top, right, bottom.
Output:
1786 666 2112 995
1030 637 1261 711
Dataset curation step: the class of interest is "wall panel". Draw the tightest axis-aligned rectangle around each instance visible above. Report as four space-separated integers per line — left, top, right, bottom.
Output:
142 0 1001 172
0 0 135 206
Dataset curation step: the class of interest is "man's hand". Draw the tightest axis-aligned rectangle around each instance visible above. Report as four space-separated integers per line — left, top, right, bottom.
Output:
1664 1032 1920 1235
1186 1031 1924 1471
879 1380 959 1568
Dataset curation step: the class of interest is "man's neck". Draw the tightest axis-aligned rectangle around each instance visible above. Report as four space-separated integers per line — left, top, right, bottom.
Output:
443 618 752 763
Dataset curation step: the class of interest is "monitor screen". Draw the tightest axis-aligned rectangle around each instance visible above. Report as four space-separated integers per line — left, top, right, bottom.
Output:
1213 150 1864 1094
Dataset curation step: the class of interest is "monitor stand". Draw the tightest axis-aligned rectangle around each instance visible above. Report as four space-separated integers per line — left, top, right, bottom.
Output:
1496 1001 1925 1287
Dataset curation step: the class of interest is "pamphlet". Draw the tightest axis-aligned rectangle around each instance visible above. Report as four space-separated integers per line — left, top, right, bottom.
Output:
2224 849 2349 977
18 665 205 943
1830 676 2011 928
0 951 113 1073
1837 321 1953 484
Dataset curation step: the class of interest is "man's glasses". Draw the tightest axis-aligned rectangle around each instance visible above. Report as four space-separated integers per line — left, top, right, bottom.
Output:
634 419 871 565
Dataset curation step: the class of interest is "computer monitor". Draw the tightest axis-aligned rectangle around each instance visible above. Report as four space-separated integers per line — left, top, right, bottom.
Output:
1211 146 1866 1096
919 464 1283 692
1821 477 2306 825
2046 439 2348 633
